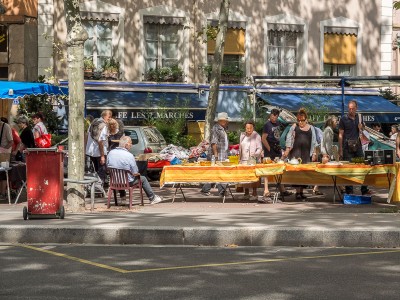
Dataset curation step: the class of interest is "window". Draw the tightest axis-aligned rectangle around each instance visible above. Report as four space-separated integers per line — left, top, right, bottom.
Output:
323 64 353 76
323 27 357 76
83 20 116 70
124 129 139 145
267 29 302 76
0 66 7 79
0 25 7 53
207 26 246 83
144 23 182 71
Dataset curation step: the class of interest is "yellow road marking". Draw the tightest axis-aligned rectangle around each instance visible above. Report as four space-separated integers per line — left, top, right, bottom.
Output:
18 244 128 273
125 249 400 273
17 244 400 274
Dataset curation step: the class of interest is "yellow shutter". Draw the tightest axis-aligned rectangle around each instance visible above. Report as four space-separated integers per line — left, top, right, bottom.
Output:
323 33 357 64
207 28 245 55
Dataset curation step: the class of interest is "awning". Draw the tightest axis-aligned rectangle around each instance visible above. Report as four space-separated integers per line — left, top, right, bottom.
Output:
86 89 248 122
257 93 400 123
0 81 67 99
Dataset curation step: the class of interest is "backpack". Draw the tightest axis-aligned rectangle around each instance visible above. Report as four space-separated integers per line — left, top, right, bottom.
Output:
89 118 106 141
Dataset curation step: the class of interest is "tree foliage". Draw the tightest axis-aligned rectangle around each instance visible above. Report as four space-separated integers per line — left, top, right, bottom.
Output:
17 95 62 133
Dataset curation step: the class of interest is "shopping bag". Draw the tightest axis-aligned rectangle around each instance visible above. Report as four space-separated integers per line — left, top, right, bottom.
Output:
35 133 52 148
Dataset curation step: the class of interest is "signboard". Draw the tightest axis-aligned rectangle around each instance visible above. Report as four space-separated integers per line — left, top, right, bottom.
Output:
86 109 207 123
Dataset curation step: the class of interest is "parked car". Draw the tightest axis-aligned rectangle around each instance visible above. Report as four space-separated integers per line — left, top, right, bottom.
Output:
124 126 167 180
63 126 167 179
124 126 167 156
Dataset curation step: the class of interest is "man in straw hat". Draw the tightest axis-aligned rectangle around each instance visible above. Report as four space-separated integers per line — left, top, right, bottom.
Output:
200 112 230 197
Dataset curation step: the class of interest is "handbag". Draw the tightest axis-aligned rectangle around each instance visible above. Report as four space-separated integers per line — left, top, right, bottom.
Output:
347 139 359 153
34 126 52 148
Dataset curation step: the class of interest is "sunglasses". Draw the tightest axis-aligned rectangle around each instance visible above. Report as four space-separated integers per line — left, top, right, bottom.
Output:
297 119 306 123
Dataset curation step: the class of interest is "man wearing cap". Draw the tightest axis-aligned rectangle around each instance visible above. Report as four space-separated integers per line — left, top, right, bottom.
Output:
200 112 229 197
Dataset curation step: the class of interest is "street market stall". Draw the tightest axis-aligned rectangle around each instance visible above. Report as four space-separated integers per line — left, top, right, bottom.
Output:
160 162 400 203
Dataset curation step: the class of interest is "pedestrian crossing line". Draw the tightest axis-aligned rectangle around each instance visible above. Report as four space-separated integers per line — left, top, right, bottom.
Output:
17 244 400 274
18 244 129 273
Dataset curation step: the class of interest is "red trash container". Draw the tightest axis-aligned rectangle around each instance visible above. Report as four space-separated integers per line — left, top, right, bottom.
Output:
23 148 65 220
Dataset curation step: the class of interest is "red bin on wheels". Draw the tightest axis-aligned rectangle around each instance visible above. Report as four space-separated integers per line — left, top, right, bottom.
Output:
23 148 65 220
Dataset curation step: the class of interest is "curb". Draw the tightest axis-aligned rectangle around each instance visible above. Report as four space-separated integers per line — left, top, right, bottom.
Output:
1 226 399 248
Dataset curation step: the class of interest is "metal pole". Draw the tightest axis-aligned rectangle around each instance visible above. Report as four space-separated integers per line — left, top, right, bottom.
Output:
341 77 345 117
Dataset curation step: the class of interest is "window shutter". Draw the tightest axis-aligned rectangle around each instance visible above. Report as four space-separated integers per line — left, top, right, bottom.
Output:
323 33 357 64
207 28 245 55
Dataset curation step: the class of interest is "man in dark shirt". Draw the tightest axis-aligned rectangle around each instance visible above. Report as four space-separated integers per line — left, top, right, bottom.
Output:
261 108 292 202
338 100 369 195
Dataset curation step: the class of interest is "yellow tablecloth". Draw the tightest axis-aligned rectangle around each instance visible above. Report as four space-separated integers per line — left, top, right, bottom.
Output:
160 165 259 187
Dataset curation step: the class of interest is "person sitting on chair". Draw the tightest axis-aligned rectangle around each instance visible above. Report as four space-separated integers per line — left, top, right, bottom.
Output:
107 136 164 205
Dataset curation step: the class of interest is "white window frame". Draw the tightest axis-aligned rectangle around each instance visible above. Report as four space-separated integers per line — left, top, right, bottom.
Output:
139 6 190 81
82 20 116 70
320 17 361 76
264 14 308 76
204 10 250 79
79 0 125 79
144 22 182 71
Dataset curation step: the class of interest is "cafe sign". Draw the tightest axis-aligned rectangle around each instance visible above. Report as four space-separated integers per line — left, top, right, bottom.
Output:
87 109 206 121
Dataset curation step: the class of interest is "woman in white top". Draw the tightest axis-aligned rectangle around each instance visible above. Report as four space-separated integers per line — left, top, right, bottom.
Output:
321 115 339 161
239 120 262 201
32 112 48 143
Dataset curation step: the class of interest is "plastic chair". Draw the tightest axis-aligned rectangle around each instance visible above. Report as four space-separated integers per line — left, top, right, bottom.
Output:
107 168 144 209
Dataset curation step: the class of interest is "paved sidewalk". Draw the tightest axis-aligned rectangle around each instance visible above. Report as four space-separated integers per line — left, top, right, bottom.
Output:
0 185 399 247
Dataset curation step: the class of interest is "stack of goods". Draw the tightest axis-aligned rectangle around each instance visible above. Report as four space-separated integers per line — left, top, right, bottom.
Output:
158 144 191 165
189 140 210 159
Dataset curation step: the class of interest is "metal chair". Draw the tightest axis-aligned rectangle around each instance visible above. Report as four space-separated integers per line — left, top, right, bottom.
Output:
107 168 144 209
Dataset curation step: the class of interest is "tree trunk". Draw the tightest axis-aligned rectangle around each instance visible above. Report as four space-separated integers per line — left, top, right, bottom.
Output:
204 0 230 141
64 0 88 212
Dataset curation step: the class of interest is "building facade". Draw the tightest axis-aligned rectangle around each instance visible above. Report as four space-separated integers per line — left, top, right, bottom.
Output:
0 0 38 82
38 0 393 83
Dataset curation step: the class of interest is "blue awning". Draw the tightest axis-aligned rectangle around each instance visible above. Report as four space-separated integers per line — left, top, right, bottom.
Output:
257 93 400 123
86 89 248 121
0 81 67 99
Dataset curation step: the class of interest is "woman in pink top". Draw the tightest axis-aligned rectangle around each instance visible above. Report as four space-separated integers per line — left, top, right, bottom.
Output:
239 120 262 202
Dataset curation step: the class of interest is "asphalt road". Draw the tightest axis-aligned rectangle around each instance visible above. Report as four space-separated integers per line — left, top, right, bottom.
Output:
1 244 399 299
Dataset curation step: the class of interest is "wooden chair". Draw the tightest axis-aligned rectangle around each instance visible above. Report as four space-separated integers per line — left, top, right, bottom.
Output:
107 168 144 209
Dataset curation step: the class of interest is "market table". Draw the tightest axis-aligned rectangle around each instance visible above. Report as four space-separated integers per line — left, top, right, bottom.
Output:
255 163 397 203
160 164 259 203
160 162 399 203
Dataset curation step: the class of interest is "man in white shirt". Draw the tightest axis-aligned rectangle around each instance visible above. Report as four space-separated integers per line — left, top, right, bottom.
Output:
85 110 112 184
107 136 164 205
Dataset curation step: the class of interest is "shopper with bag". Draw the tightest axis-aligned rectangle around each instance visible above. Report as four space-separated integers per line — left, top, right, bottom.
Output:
32 112 51 148
338 100 370 195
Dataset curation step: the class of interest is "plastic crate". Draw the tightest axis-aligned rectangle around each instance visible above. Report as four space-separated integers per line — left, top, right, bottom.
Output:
343 194 372 205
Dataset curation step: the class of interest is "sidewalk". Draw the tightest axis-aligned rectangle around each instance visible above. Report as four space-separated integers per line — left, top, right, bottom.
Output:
0 184 399 247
